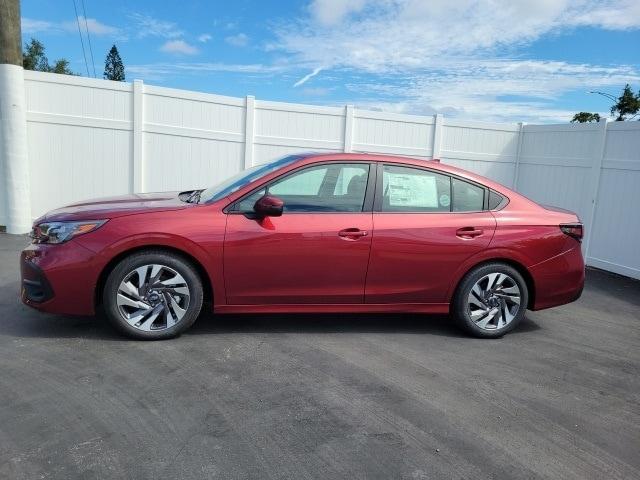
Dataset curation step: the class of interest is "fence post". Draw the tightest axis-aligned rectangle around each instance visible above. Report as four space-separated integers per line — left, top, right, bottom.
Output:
244 95 255 169
132 79 144 193
512 122 526 190
344 105 354 153
583 118 608 260
432 113 443 159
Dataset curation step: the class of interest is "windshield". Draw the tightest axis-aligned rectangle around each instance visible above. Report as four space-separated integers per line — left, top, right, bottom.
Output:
199 155 301 203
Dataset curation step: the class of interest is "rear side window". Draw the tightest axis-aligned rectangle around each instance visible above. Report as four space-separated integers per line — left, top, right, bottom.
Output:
381 165 451 212
488 190 505 210
452 178 485 212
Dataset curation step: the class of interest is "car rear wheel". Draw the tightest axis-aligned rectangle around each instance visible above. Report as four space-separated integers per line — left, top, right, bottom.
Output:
103 251 203 340
452 263 528 338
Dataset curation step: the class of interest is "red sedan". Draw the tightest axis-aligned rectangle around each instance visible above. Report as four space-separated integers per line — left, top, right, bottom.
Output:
21 153 585 340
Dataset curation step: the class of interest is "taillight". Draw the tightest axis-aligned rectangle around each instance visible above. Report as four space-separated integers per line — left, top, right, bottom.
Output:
560 223 583 242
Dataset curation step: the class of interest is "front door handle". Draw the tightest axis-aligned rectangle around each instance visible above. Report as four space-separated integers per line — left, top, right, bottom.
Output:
456 227 484 239
338 228 369 240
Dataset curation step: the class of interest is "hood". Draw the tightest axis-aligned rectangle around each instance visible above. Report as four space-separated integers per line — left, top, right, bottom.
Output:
36 191 189 223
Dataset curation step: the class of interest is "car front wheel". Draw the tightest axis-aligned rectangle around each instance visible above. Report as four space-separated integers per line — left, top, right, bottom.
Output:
452 263 528 338
103 251 203 340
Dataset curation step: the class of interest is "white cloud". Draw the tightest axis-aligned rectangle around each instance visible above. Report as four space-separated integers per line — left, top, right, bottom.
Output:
570 0 640 29
346 59 640 122
293 66 323 87
21 18 55 34
129 13 183 38
159 40 199 55
225 33 249 47
301 86 332 96
272 0 640 122
198 33 212 43
276 0 640 71
22 16 120 37
63 16 120 36
309 0 366 26
126 62 282 81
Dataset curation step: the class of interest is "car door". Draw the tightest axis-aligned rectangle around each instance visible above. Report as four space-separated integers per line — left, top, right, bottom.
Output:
224 162 374 305
365 163 496 304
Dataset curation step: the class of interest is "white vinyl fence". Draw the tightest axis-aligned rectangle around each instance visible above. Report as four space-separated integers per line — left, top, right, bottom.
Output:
1 70 639 279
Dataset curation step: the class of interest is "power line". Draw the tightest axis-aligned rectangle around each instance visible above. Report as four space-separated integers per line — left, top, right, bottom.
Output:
80 0 97 78
588 91 617 102
71 0 90 77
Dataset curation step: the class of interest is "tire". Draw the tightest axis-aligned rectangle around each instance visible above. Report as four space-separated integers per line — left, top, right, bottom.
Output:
103 250 204 340
452 263 528 338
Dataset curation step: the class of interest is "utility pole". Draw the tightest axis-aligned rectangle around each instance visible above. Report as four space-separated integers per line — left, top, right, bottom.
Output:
0 0 32 233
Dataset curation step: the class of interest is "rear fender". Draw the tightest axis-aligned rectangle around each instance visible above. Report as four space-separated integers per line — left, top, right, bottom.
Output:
444 247 534 303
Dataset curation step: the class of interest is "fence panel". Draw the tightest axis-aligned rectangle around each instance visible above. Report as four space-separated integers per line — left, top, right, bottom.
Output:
352 110 435 158
23 72 133 220
516 123 602 229
440 119 520 187
4 71 638 279
253 101 345 165
587 122 640 278
143 85 245 191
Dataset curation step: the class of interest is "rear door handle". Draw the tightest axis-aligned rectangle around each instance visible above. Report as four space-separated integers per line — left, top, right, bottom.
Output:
338 228 369 240
456 227 484 239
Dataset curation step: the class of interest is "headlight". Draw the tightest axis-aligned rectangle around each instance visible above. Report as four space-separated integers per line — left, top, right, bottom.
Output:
30 220 107 244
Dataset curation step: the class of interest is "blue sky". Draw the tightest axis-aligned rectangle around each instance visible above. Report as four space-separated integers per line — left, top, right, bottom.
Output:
21 0 640 123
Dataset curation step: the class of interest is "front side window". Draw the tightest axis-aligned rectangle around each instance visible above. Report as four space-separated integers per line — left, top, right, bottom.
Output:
235 163 370 213
381 165 451 212
269 167 328 196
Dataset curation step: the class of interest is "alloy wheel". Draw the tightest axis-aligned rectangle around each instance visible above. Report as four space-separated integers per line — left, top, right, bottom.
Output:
116 264 190 332
467 272 521 331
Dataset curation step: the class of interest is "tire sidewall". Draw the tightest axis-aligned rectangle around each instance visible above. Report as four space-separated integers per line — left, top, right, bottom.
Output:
103 252 203 340
453 263 528 338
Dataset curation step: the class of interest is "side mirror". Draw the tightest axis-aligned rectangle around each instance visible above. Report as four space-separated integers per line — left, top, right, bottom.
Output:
253 195 284 218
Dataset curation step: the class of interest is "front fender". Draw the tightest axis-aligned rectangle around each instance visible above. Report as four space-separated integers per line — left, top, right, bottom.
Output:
75 210 227 307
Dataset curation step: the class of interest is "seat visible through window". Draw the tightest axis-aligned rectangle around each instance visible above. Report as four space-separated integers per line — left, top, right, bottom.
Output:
234 163 370 213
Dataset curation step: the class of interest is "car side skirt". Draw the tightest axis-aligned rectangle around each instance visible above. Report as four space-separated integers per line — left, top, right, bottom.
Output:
214 303 450 314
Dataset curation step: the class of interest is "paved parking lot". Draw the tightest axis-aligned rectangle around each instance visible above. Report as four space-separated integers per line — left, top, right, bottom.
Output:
0 233 638 479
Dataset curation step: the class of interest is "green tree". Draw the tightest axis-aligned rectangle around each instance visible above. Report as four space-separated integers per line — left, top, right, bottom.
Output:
22 38 75 75
571 112 601 123
611 84 640 121
50 59 72 75
22 38 47 71
103 45 125 81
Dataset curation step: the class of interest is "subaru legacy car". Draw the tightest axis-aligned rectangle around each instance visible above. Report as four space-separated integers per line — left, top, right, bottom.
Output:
21 153 585 340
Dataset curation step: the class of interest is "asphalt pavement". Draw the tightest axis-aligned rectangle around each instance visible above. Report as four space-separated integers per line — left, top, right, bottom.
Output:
0 233 638 479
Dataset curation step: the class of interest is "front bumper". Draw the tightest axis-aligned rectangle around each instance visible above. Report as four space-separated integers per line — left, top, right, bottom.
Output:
20 240 101 315
21 258 54 304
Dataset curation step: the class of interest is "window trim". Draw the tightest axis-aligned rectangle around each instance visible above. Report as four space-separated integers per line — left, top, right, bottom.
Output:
225 161 377 215
373 162 491 214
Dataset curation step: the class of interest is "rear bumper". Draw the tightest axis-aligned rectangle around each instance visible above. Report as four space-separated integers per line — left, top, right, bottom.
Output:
529 243 585 311
21 240 101 315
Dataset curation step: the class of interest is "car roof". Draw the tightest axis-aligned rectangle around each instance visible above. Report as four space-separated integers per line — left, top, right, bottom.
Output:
295 152 510 194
